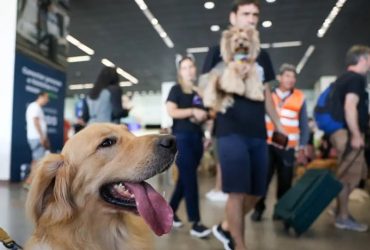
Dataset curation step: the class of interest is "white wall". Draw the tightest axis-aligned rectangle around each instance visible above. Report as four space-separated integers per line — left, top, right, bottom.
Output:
0 2 17 180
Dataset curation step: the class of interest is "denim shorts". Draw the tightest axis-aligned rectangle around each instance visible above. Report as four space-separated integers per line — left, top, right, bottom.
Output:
28 139 47 161
218 134 268 196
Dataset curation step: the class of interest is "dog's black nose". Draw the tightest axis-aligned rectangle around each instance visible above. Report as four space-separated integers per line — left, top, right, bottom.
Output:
158 135 177 152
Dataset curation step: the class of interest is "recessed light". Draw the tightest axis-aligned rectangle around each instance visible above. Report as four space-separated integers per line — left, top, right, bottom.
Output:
266 0 276 3
151 18 158 25
210 25 220 32
204 2 215 10
262 20 272 28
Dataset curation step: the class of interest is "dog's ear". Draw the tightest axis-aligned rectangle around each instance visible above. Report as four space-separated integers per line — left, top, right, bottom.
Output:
246 27 260 60
221 28 234 63
26 153 75 225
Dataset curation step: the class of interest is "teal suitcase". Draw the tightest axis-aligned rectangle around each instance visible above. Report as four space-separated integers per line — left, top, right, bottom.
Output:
274 169 343 236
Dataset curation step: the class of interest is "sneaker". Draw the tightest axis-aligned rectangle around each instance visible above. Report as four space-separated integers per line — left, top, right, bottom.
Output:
335 217 368 232
190 222 211 238
212 224 234 250
251 210 263 222
206 189 228 202
173 214 183 228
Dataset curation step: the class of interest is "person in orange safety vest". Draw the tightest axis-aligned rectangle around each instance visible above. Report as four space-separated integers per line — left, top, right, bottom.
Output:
251 63 310 221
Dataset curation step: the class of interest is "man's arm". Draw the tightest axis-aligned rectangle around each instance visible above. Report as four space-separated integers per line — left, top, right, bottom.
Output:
33 117 47 146
298 102 310 147
265 85 285 133
344 93 364 149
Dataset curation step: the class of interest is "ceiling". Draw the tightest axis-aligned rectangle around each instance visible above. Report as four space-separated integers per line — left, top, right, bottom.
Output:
66 0 370 96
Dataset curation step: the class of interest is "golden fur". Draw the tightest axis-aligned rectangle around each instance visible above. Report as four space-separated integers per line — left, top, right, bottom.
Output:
25 123 176 250
200 26 264 113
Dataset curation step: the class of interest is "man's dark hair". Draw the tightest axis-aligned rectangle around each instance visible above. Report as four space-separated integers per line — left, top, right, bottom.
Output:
89 66 119 100
231 0 260 13
345 45 370 67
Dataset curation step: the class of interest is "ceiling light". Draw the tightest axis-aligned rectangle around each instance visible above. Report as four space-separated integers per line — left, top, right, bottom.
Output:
134 0 174 49
117 67 139 84
262 20 272 28
266 0 276 3
119 81 133 87
316 0 347 38
69 83 94 90
151 18 158 25
204 2 215 9
101 58 115 67
66 35 95 55
296 45 315 74
187 47 209 54
272 41 302 48
67 55 91 63
135 0 147 10
210 25 220 32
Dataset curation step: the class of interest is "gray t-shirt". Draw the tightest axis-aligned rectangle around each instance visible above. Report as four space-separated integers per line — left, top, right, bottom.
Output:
87 89 112 123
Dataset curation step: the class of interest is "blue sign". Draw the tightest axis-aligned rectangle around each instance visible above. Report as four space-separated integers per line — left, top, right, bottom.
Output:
10 52 66 181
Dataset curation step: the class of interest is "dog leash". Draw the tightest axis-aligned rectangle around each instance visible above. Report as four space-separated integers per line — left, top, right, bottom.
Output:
0 227 23 250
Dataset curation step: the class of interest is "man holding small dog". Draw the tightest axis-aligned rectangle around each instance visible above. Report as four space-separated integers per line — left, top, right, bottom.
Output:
202 1 285 250
251 63 310 222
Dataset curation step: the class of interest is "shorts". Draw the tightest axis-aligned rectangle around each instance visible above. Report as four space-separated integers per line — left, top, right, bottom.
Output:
330 129 367 188
28 139 47 161
218 134 268 196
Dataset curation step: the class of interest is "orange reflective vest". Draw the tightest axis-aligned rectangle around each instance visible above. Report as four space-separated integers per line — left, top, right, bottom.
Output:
266 89 305 148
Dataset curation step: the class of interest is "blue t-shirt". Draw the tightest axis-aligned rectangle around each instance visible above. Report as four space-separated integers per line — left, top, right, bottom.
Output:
202 46 275 138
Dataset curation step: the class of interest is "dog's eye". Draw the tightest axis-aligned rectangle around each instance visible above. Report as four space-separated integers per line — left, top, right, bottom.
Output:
99 137 117 148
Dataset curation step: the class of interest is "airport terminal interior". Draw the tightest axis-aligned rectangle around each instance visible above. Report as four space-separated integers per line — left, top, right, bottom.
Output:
1 0 370 249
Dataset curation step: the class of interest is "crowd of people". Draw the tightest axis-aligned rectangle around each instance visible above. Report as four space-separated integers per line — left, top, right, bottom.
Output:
23 1 370 250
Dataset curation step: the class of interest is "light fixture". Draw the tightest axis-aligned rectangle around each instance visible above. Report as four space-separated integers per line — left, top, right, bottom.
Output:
117 67 139 84
266 0 276 3
272 41 302 48
296 45 315 74
262 20 272 28
151 18 158 25
187 47 210 54
119 81 133 87
66 35 95 55
134 0 174 48
210 25 220 32
204 1 215 9
101 58 115 67
67 55 91 63
69 83 94 90
317 0 347 38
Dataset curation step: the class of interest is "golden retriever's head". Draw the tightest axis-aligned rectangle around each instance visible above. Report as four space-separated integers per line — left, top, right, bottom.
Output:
221 26 260 63
26 123 177 236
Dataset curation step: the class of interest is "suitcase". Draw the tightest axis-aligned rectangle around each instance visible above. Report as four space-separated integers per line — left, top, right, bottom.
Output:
274 169 343 236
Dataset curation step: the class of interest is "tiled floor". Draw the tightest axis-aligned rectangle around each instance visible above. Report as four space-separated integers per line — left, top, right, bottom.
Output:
1 174 369 250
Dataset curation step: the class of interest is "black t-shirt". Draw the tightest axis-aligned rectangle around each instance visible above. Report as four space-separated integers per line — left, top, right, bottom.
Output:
202 45 275 138
166 84 204 134
334 71 369 132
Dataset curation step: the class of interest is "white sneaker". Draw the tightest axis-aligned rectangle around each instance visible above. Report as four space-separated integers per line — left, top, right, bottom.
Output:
206 190 228 202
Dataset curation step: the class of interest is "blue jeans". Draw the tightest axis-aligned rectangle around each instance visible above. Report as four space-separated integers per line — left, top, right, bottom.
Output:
170 132 203 222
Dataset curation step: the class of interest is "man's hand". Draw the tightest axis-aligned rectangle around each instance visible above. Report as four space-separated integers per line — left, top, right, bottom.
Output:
296 148 308 165
41 136 50 149
351 134 364 149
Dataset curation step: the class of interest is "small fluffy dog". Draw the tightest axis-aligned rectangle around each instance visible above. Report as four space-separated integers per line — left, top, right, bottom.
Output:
201 26 264 113
25 124 177 250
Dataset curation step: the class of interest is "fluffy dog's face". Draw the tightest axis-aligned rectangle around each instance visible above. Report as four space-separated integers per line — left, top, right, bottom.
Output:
221 26 260 63
26 123 177 236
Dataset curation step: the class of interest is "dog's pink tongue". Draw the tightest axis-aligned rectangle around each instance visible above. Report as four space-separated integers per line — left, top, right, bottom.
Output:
125 182 173 236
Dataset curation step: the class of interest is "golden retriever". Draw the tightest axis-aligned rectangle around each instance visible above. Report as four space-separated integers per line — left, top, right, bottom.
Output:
25 123 177 250
200 26 263 113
